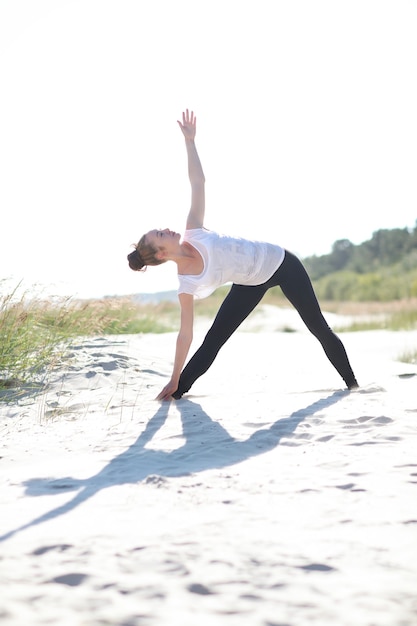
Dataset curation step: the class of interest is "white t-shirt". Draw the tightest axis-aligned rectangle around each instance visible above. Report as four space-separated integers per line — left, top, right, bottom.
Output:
178 228 286 299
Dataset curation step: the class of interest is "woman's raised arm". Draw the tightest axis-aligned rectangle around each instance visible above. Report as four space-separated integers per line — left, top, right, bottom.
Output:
177 109 205 230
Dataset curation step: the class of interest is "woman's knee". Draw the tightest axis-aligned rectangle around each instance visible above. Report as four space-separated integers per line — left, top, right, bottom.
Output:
304 315 333 340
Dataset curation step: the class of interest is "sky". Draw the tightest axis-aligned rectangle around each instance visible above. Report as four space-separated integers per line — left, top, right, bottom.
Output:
0 0 416 299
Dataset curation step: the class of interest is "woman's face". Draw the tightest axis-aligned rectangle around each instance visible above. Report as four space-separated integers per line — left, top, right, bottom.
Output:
146 229 180 250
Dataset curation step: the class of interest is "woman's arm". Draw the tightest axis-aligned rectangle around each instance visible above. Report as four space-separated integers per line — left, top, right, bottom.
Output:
177 110 205 230
156 293 194 401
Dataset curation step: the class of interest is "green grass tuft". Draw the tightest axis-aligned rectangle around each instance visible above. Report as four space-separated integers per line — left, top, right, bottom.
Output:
0 287 177 389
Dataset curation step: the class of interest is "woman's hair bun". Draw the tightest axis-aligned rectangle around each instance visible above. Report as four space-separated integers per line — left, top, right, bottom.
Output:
127 248 146 272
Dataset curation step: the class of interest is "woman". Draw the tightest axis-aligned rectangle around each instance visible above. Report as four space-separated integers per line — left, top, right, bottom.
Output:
128 110 359 400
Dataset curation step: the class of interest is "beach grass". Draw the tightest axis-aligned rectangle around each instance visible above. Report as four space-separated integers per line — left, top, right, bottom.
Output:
397 349 417 365
0 287 178 388
1 284 417 389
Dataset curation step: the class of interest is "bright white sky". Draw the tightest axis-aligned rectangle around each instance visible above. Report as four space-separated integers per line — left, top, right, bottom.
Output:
1 0 416 299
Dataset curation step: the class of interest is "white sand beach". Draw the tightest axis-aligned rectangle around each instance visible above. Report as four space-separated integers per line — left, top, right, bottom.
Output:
1 307 417 626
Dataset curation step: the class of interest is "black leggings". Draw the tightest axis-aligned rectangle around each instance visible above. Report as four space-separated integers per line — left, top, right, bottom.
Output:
172 250 357 398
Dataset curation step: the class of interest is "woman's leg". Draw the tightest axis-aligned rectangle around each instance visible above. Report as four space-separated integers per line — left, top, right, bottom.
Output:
269 251 358 389
173 283 267 398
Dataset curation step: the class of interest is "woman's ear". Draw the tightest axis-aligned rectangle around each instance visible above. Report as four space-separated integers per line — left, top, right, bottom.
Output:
155 249 166 261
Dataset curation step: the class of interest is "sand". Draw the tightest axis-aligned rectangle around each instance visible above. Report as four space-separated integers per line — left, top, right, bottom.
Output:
1 307 417 626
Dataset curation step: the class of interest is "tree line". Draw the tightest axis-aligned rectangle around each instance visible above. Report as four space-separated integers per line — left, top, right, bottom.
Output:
302 221 417 301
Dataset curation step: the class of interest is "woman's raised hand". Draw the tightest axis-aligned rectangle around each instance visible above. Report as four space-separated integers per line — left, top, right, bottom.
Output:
177 109 196 140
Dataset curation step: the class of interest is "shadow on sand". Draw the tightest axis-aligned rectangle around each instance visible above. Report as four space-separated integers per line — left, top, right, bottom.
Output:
0 391 347 542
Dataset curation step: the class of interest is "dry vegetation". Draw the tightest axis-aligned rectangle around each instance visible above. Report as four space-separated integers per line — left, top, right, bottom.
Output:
1 284 417 389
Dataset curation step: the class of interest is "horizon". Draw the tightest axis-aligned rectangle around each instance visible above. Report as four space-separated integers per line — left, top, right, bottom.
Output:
3 221 415 301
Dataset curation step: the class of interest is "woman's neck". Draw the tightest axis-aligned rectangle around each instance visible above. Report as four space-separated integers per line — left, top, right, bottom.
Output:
177 242 204 275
